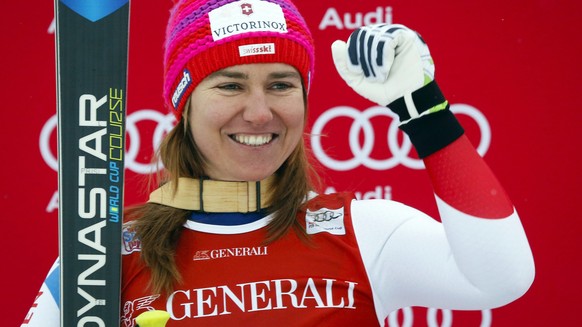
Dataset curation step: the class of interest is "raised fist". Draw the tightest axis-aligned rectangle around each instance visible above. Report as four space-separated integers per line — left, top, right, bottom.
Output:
332 24 444 124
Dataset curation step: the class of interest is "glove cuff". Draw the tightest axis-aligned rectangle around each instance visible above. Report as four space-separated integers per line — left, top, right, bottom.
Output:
388 80 464 158
387 80 448 122
400 108 464 158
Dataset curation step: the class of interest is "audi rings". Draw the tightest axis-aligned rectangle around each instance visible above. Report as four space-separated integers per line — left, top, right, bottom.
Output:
40 104 490 174
387 308 492 327
39 109 176 174
307 210 342 222
310 104 491 171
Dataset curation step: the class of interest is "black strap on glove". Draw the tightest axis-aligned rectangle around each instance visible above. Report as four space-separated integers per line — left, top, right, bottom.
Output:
388 81 465 158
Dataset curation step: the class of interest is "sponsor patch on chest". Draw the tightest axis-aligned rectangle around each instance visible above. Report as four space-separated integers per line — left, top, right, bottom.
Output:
305 206 346 235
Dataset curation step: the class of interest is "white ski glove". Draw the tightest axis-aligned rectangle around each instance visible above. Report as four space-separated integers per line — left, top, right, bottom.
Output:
331 24 464 158
331 24 447 125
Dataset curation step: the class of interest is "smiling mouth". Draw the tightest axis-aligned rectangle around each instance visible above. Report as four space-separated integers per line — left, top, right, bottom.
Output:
230 134 275 146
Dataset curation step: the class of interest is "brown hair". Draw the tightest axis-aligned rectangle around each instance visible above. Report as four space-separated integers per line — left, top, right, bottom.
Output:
126 99 318 295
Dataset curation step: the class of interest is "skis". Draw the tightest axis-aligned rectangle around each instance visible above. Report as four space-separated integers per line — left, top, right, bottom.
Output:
55 1 130 326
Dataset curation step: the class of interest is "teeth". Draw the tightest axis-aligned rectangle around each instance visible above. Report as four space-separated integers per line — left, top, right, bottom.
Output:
232 134 273 146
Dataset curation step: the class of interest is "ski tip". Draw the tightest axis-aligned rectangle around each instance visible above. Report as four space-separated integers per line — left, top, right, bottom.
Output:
135 310 171 327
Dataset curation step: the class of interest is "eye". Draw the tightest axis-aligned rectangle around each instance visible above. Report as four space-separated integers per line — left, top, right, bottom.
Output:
216 83 243 91
269 82 294 91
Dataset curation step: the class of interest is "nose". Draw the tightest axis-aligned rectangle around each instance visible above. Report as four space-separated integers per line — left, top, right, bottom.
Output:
242 90 273 125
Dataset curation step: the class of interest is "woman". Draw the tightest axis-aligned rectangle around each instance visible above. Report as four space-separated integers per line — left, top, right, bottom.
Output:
121 0 534 325
25 0 535 326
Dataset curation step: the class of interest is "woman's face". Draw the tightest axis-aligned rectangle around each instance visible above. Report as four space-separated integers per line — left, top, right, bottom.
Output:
188 63 305 181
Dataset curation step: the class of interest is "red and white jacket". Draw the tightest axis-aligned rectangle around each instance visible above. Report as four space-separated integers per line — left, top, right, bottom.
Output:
120 135 535 326
22 136 535 327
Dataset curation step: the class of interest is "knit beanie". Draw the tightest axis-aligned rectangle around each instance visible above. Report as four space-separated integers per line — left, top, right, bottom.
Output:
163 0 315 120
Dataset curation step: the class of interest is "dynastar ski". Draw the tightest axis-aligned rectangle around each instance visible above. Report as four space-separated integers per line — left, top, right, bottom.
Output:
55 1 130 326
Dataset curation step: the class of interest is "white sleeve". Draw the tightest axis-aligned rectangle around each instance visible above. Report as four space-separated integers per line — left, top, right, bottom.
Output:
21 259 60 327
351 197 534 321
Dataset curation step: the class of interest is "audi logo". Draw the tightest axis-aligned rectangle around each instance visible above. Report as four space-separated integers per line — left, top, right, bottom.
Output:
39 109 176 175
310 104 491 171
40 104 489 174
386 308 492 327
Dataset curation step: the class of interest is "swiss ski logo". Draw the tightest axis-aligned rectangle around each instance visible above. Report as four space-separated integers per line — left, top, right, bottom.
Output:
239 43 275 57
305 207 346 235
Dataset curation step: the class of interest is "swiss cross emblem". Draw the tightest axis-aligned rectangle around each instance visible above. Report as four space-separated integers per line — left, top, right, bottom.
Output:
241 3 253 15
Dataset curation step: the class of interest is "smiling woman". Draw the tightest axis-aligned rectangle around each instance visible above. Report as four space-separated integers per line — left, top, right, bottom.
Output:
189 64 305 181
24 0 535 326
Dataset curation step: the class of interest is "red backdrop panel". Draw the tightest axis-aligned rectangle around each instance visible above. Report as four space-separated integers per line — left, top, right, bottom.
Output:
3 1 581 326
